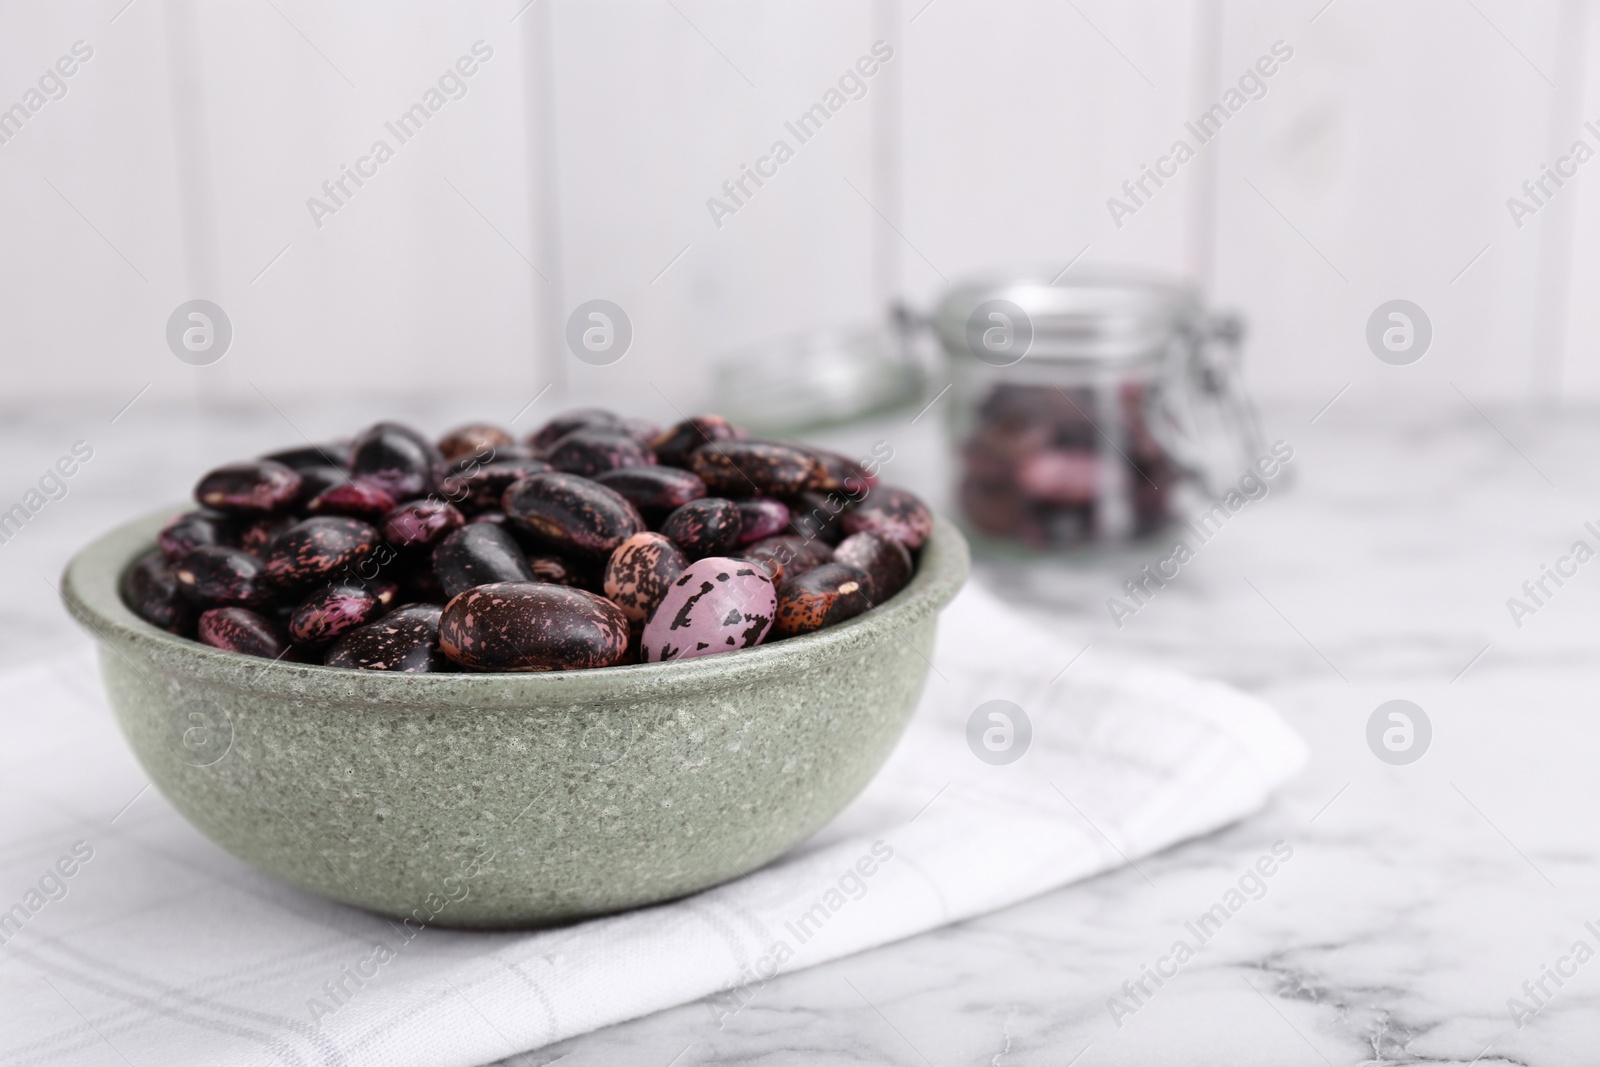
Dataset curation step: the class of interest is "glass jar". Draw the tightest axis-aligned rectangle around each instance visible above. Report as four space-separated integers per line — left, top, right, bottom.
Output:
933 270 1262 554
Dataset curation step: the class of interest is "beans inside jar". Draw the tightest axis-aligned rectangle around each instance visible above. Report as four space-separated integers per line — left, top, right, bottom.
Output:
122 413 928 672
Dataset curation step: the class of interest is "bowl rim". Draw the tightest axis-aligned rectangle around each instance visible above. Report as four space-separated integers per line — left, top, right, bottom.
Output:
62 504 969 699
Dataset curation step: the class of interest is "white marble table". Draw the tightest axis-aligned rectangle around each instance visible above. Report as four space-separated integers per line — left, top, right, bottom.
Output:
4 394 1597 1066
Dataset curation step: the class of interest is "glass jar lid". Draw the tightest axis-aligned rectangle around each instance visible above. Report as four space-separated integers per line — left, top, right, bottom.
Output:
933 269 1202 367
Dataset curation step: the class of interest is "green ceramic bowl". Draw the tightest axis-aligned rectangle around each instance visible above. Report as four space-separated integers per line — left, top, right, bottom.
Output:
61 507 968 927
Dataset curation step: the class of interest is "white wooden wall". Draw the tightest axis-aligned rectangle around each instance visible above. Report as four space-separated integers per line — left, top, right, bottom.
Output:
0 0 1593 411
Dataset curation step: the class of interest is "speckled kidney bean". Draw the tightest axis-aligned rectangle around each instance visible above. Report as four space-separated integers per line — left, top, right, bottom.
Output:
287 583 389 645
660 498 742 560
546 428 656 478
349 422 443 498
594 466 707 516
382 499 464 550
432 523 536 599
738 553 783 588
527 408 620 452
264 442 352 470
159 510 235 561
502 472 644 558
440 459 553 514
745 534 833 579
527 554 585 587
291 465 347 508
238 515 296 559
735 498 789 544
437 423 514 462
618 416 660 445
262 517 380 592
198 606 288 658
833 531 912 604
604 532 689 623
306 481 397 522
194 460 303 514
650 414 743 467
122 549 198 635
325 604 450 672
439 582 630 671
784 490 848 545
689 441 823 497
773 562 872 637
173 546 273 607
841 487 933 549
641 556 776 662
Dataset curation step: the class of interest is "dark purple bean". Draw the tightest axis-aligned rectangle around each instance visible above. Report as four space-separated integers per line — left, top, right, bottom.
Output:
440 459 553 514
660 498 742 560
650 414 743 468
396 562 447 605
158 510 236 561
527 409 620 452
773 562 872 637
834 531 913 603
263 442 352 471
438 582 629 672
546 429 656 478
349 422 443 498
471 509 509 527
618 416 661 445
502 472 644 558
437 423 514 462
736 498 790 544
527 554 585 588
432 524 536 599
306 481 397 522
173 546 272 607
121 549 197 635
262 517 381 592
801 446 876 493
288 584 387 646
445 442 540 476
603 532 689 623
194 460 303 515
784 490 847 545
841 486 933 549
746 535 833 580
689 441 823 497
198 607 289 658
594 466 706 516
325 604 449 672
238 515 296 559
290 465 347 507
382 499 464 550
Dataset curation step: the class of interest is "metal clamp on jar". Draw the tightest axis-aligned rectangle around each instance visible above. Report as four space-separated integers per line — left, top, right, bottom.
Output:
933 271 1264 555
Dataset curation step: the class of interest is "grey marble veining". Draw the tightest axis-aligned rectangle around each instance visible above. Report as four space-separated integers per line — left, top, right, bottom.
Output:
5 394 1599 1065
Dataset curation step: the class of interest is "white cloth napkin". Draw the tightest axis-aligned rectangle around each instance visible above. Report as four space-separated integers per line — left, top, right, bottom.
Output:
0 582 1305 1067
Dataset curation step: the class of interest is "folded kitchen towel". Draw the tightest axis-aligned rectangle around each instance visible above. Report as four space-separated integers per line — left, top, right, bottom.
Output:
0 581 1305 1067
